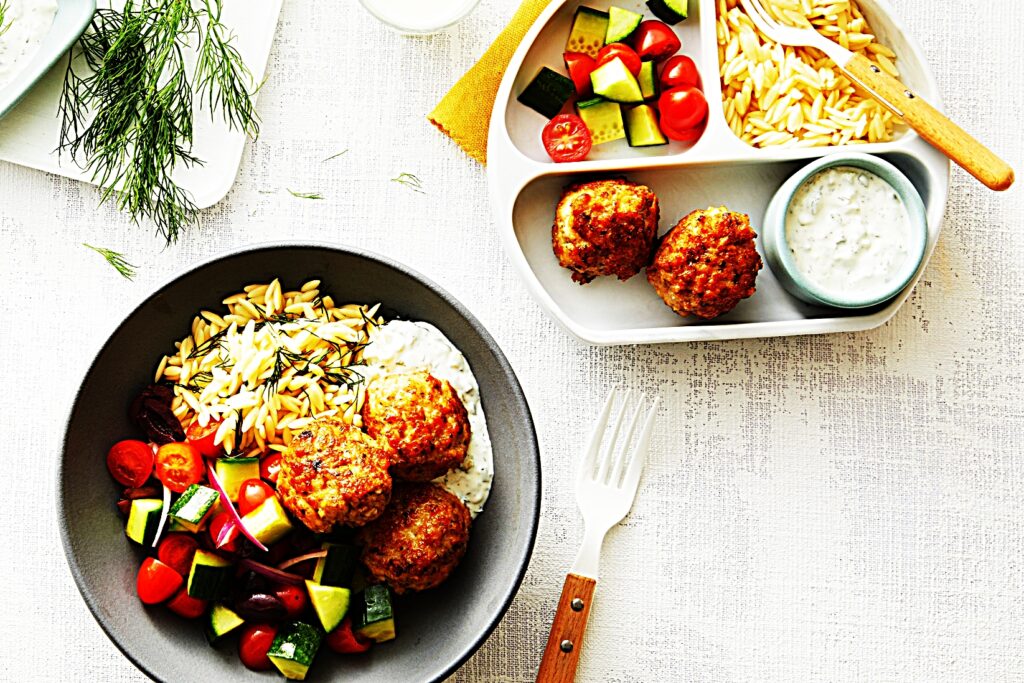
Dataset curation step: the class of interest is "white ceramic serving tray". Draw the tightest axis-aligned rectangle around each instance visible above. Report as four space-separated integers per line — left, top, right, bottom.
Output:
0 0 283 209
488 0 951 345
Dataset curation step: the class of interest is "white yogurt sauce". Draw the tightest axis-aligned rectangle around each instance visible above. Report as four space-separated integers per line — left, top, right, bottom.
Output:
0 0 58 91
360 0 477 32
360 320 494 518
785 166 912 300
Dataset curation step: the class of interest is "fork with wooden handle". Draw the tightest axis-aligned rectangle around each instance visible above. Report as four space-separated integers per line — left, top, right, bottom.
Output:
739 0 1014 191
536 389 659 683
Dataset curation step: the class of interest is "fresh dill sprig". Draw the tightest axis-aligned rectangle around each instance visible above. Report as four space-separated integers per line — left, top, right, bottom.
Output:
391 172 425 194
287 189 324 200
323 149 348 162
0 1 10 38
83 243 137 280
59 1 260 244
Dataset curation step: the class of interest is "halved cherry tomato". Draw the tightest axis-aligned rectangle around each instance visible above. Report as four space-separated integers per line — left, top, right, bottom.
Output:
658 86 708 135
660 120 706 142
260 453 282 485
595 43 642 77
106 440 154 488
185 418 222 458
238 478 276 517
166 587 207 619
542 114 592 163
563 51 597 95
661 55 702 90
633 20 682 62
158 533 200 576
326 617 373 654
208 511 241 553
239 623 279 671
154 442 204 493
274 583 309 620
136 558 183 605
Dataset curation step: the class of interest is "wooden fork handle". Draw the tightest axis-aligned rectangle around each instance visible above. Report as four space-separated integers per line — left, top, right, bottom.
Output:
844 53 1014 191
536 573 597 683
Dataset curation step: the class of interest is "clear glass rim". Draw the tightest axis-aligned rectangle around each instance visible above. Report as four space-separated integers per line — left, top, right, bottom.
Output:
357 0 482 35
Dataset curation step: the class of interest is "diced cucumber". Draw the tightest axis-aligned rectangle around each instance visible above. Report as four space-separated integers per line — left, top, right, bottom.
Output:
647 0 688 24
577 98 626 145
206 604 245 644
353 585 396 643
605 6 643 44
625 105 669 147
312 543 359 588
187 549 233 601
214 457 259 502
241 495 293 546
590 58 643 104
517 67 575 119
125 498 164 546
565 6 609 58
638 61 659 101
306 580 351 633
268 622 324 681
168 484 219 533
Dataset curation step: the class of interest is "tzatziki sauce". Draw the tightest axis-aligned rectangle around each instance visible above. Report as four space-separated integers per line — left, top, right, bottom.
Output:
360 320 493 518
0 0 58 91
785 166 912 300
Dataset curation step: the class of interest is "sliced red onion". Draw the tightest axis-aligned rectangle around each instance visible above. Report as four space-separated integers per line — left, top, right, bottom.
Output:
277 549 328 571
149 483 172 548
207 462 268 552
215 516 240 550
240 558 305 587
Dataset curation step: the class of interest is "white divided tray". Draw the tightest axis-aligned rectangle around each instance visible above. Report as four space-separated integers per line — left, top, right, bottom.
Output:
488 0 950 345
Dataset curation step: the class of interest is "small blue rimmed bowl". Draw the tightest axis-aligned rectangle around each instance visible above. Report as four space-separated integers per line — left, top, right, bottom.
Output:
762 152 929 310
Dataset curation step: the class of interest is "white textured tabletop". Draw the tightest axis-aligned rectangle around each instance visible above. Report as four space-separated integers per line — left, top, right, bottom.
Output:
1 1 1022 681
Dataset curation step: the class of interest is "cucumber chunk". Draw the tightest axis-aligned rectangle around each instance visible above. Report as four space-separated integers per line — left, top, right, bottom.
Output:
353 585 396 643
125 498 164 546
517 67 575 119
187 549 233 601
206 604 245 644
576 98 625 145
590 58 643 104
605 6 643 44
214 457 259 502
566 6 609 58
268 622 324 681
312 543 359 588
241 495 293 545
638 61 659 101
306 580 351 633
647 0 688 24
625 105 669 147
168 484 219 533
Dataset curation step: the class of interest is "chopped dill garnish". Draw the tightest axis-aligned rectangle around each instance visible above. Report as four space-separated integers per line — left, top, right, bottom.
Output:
287 189 324 200
391 172 425 194
0 1 10 38
83 243 137 280
323 149 349 162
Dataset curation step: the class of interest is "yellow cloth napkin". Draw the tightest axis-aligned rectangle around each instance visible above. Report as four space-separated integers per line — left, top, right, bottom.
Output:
429 0 553 165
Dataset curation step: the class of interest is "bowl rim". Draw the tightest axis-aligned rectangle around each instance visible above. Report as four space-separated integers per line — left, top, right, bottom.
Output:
763 152 929 309
56 240 542 683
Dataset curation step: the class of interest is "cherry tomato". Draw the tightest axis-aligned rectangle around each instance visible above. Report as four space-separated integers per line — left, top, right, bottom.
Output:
595 43 642 77
658 86 708 134
154 442 204 493
660 55 702 90
239 623 279 671
238 478 275 517
660 120 705 142
136 558 183 605
632 20 682 62
274 584 309 620
166 587 207 619
542 114 592 163
326 618 373 654
563 51 597 95
208 511 241 553
260 453 282 485
106 440 154 488
185 418 222 458
158 533 200 576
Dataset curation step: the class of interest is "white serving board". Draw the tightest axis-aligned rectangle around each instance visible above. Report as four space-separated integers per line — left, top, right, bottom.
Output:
0 0 283 209
488 0 951 345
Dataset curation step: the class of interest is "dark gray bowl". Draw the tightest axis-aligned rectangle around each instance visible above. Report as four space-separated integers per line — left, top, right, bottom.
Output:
58 243 541 682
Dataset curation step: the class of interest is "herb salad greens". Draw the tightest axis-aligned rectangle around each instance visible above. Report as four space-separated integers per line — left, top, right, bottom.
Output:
58 0 260 244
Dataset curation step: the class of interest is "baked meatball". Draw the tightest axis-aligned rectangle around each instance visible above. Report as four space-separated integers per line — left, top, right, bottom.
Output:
359 484 472 594
647 207 763 319
362 370 471 482
552 179 660 284
277 417 392 532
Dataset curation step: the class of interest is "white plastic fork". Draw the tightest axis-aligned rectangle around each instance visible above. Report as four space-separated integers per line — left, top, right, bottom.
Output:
536 389 659 683
738 0 1013 191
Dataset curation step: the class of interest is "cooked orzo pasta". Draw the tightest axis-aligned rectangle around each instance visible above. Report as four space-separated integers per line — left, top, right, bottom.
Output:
155 278 382 456
717 0 902 148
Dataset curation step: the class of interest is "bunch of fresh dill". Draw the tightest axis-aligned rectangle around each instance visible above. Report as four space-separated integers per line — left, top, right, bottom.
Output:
58 0 260 244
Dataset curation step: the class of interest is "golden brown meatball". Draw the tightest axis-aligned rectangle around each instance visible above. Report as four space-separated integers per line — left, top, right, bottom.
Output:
552 179 660 284
277 417 392 532
646 207 763 319
359 483 472 594
361 370 470 482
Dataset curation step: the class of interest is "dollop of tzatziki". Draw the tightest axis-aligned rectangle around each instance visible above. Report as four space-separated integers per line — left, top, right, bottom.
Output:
360 320 494 518
0 0 58 91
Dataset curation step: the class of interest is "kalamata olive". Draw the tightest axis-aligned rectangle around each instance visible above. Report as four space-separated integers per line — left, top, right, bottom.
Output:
129 384 185 444
234 592 287 622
